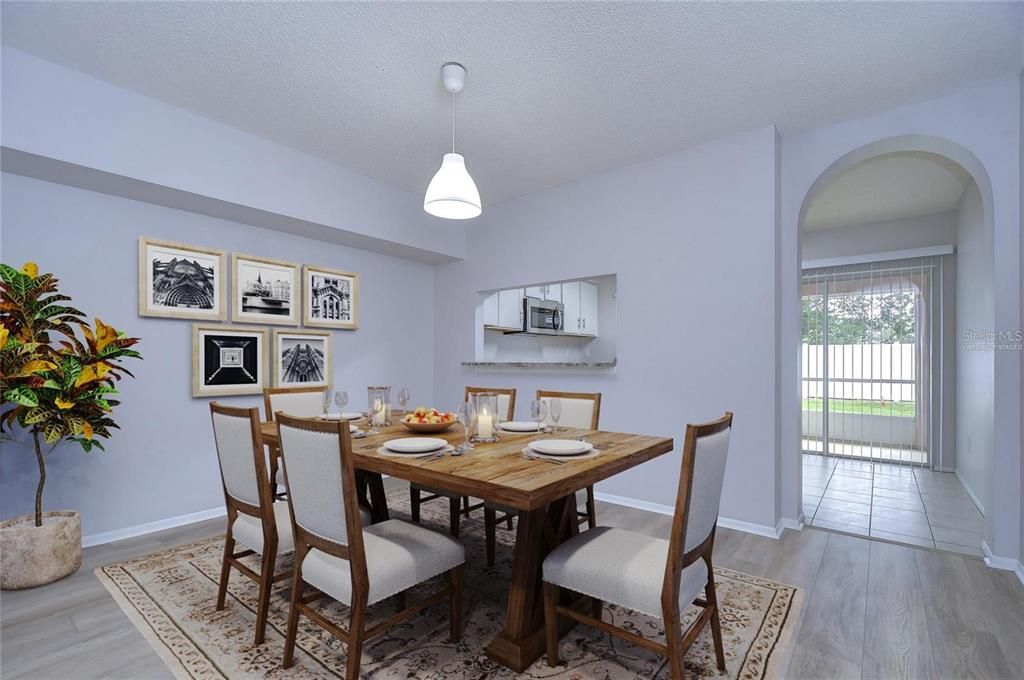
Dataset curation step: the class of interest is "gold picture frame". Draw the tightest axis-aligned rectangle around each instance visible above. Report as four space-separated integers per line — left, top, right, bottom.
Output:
139 237 227 320
192 324 268 397
231 253 301 326
302 265 359 330
272 328 333 388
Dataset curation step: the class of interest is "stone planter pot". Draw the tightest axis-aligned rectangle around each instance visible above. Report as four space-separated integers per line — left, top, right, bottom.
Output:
1 510 81 590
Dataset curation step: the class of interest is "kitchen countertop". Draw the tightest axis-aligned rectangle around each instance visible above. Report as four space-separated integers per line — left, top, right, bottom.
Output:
461 359 617 369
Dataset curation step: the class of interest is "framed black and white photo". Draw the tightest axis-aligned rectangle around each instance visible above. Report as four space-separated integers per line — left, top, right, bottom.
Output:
192 324 267 397
139 237 226 320
273 329 332 388
232 254 300 326
303 265 360 330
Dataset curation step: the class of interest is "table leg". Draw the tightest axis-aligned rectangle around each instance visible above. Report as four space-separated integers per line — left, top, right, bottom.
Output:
485 494 579 672
355 470 390 523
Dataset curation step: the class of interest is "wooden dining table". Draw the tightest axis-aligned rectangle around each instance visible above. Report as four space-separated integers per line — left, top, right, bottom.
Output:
261 417 674 672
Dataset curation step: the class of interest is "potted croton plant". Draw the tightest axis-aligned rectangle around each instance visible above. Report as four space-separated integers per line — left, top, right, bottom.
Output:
0 262 141 589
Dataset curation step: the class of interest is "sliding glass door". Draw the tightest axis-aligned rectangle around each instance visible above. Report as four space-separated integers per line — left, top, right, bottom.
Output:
801 257 940 467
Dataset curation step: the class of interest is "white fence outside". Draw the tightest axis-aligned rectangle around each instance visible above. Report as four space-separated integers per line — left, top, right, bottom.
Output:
801 342 919 448
801 342 916 402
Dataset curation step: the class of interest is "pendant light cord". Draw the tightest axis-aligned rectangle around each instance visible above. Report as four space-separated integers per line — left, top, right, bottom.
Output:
451 90 456 153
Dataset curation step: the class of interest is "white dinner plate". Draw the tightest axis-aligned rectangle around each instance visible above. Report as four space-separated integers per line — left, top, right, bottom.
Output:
528 439 593 456
377 445 454 458
500 421 543 432
383 437 449 453
318 413 364 422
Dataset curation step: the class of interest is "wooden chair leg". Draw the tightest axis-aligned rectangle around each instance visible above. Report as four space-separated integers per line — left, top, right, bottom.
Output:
462 495 472 517
485 508 497 566
505 513 514 530
345 597 367 680
585 485 597 529
215 533 233 610
254 549 276 645
542 581 560 667
282 552 304 669
410 486 421 523
706 573 726 671
448 564 465 642
664 606 686 680
448 497 461 538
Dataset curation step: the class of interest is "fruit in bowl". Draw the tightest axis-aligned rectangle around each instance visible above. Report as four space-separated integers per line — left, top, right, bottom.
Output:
401 407 457 433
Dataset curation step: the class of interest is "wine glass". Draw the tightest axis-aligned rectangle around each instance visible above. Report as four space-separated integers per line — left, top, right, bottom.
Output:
334 391 348 414
322 388 332 415
455 400 477 453
368 397 384 434
530 399 548 433
549 398 562 433
397 387 411 415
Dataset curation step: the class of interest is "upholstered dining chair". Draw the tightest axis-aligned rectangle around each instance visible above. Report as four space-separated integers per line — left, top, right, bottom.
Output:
542 412 734 679
537 390 601 529
409 386 517 538
264 386 326 496
277 413 466 679
208 402 296 645
481 390 602 566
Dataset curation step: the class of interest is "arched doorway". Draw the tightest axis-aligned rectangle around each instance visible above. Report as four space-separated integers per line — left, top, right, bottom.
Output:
793 138 995 557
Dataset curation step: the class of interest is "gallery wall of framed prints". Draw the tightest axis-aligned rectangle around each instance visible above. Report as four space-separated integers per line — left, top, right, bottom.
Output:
137 237 359 398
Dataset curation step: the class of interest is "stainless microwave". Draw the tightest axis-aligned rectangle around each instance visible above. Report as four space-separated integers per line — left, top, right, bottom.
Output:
523 296 564 335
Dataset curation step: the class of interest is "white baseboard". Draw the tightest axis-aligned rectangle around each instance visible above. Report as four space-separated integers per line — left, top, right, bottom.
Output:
594 492 783 540
954 469 986 516
1016 561 1024 588
980 540 1020 572
780 516 804 532
82 507 226 548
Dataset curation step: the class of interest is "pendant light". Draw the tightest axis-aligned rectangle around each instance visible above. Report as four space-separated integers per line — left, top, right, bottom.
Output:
424 62 482 220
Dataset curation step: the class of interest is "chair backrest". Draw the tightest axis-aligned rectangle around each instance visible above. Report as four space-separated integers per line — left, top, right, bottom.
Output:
264 386 325 421
209 402 272 513
465 386 516 421
276 413 363 553
536 390 601 430
667 412 733 566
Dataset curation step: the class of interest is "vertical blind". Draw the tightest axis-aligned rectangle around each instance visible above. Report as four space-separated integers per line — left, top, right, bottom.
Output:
800 256 945 469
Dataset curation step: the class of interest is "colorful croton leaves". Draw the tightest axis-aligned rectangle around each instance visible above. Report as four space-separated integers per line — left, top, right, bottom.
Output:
0 262 142 451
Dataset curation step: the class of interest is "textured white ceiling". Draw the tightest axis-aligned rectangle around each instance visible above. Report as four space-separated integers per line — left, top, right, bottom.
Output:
802 152 972 231
3 2 1022 204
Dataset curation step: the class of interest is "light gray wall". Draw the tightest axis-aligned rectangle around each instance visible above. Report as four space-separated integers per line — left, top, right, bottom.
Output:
0 173 436 539
434 125 783 530
801 211 957 262
955 181 993 513
1 47 465 262
780 76 1021 560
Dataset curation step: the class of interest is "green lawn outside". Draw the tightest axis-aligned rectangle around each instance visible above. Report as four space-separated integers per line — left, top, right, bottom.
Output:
802 398 916 417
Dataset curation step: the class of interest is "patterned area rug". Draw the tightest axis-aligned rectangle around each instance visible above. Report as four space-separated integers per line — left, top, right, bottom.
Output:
97 494 801 679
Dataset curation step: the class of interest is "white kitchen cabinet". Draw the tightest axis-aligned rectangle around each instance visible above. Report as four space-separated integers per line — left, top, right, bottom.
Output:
482 292 500 327
524 284 561 302
497 288 525 330
561 281 582 334
580 281 599 336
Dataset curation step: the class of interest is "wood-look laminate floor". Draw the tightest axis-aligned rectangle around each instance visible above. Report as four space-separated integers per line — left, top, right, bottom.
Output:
2 480 1023 679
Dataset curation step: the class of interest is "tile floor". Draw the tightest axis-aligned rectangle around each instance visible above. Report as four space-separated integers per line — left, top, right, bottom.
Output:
802 454 985 556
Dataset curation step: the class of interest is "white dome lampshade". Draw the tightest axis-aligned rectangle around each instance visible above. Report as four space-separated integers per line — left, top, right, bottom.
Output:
424 152 481 220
